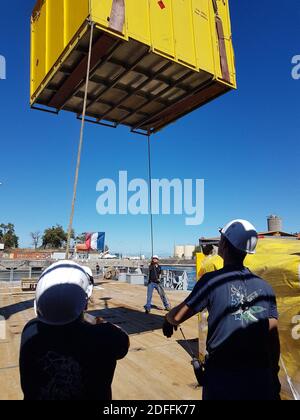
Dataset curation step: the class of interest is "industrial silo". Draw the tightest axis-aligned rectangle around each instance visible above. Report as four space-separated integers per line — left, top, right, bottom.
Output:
174 245 185 259
267 215 283 232
184 245 196 260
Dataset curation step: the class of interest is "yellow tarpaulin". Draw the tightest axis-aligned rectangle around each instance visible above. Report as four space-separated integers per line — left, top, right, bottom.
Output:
196 239 300 400
246 239 300 400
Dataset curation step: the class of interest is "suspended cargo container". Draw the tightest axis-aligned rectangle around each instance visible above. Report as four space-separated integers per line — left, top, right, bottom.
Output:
30 0 236 134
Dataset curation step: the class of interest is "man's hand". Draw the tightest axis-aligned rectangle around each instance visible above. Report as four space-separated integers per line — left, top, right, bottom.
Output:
162 318 177 338
84 313 106 325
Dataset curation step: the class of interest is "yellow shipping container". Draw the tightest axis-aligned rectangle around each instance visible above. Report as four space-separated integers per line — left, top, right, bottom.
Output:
31 0 236 134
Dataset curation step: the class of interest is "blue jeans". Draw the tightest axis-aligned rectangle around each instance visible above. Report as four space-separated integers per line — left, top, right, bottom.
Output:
145 282 170 311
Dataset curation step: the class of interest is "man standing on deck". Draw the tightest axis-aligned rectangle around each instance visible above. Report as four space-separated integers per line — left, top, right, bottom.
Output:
163 220 281 401
96 263 100 277
144 255 171 314
19 261 129 400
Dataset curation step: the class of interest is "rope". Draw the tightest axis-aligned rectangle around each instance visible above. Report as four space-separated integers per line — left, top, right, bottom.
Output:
65 22 95 259
147 134 154 258
280 356 300 400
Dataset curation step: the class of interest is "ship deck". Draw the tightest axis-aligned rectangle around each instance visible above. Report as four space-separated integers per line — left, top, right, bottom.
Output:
0 280 202 400
0 280 295 400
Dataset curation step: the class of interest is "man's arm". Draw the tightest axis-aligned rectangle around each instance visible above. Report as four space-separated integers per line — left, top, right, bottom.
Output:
269 318 280 370
162 302 195 338
268 318 281 397
166 302 195 326
163 276 210 338
109 323 130 360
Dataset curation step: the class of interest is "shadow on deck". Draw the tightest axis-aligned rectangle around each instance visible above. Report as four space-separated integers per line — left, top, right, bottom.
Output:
88 306 165 335
177 338 199 359
0 299 34 320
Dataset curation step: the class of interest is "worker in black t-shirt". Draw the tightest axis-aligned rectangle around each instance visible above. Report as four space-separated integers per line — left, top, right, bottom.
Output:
19 261 129 401
163 220 281 401
144 255 171 314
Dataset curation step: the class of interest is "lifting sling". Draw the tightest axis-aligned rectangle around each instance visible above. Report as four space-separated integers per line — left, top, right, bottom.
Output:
212 0 231 83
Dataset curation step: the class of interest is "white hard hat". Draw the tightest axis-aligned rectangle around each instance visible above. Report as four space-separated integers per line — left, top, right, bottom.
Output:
82 266 92 277
35 261 93 326
220 219 258 254
152 255 159 260
81 266 94 298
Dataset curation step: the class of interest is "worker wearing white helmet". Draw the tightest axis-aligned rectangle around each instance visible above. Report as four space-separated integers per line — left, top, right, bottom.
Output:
163 220 281 401
34 261 94 325
219 219 258 255
144 255 171 314
20 260 129 400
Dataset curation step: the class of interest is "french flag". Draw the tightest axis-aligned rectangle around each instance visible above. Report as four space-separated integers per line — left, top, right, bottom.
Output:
85 232 105 251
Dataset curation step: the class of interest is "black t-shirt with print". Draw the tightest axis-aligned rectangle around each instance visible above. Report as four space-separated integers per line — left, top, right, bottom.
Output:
19 318 129 400
185 265 278 368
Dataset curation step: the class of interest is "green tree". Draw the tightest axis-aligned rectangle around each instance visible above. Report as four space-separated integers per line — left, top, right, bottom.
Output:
30 231 41 249
75 232 86 244
42 225 68 249
0 223 19 249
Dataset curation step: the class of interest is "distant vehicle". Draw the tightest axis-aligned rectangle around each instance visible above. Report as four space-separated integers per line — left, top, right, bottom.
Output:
102 254 118 260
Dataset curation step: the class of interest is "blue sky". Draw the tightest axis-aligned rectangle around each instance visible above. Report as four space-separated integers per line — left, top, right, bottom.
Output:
0 0 299 256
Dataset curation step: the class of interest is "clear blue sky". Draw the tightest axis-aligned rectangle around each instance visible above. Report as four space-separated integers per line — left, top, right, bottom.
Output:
0 1 299 256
